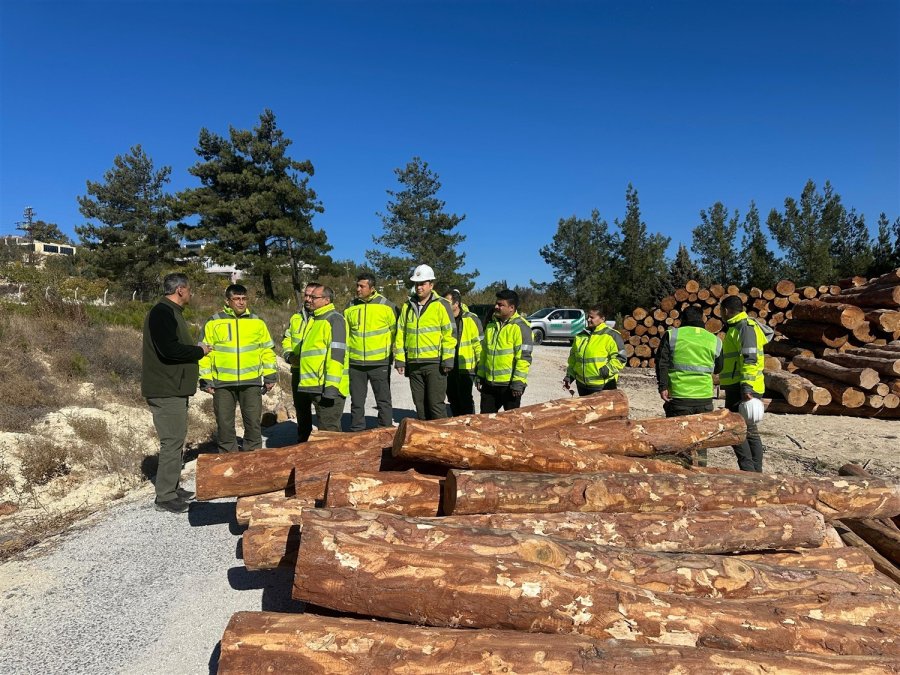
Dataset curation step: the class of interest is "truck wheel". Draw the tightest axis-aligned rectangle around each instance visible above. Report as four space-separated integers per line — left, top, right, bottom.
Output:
532 328 544 345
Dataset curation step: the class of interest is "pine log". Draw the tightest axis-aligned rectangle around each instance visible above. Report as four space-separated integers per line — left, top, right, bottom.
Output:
776 279 796 296
736 548 875 575
243 523 301 570
444 470 900 520
195 427 396 501
820 286 900 308
867 310 900 332
773 296 791 309
243 495 312 527
763 288 776 300
632 307 648 320
764 355 783 371
674 288 689 302
780 320 850 348
823 353 900 377
236 490 288 526
394 410 746 469
835 523 900 586
425 389 629 433
324 470 443 516
767 400 900 419
799 285 818 299
300 509 892 599
842 519 900 567
766 340 814 360
764 369 809 406
854 322 878 344
294 527 900 657
884 393 900 408
792 355 880 389
623 315 637 330
659 295 677 311
792 300 866 330
839 275 869 289
867 394 886 408
849 347 900 361
792 370 866 408
218 612 900 675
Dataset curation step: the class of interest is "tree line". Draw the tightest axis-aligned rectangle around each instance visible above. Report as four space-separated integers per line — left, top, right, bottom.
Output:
9 107 900 313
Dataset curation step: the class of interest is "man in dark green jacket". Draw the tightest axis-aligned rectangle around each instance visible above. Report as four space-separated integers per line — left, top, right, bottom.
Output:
142 273 210 514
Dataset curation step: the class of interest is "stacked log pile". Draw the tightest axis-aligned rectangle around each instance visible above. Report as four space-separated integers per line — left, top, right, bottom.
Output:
620 279 842 368
764 270 900 417
200 391 900 671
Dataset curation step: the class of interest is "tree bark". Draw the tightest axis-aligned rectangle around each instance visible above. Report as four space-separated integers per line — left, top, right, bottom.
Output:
792 370 866 408
842 519 900 567
444 470 900 521
294 527 900 657
300 508 886 599
819 286 900 308
764 369 810 406
779 320 850 349
835 523 900 586
734 548 875 575
242 523 301 571
767 400 900 418
324 470 443 516
217 611 900 675
236 493 312 527
791 300 866 330
823 353 900 377
792 356 880 390
393 415 744 472
195 427 396 500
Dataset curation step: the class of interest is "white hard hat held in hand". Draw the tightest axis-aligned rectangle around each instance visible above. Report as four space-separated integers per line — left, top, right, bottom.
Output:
738 397 764 425
410 264 436 282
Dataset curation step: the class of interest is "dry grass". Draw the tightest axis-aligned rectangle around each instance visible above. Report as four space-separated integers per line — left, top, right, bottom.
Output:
15 439 71 486
68 414 148 487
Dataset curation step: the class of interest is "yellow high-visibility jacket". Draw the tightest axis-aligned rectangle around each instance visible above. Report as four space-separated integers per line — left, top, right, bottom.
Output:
199 307 277 388
567 324 627 388
281 310 308 370
394 292 457 370
297 302 349 398
721 311 773 395
344 291 398 367
478 312 533 392
454 304 484 373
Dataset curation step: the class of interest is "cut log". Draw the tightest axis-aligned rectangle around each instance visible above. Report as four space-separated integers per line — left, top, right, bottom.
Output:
236 490 289 526
764 369 809 406
444 470 900 521
764 355 783 371
243 494 312 527
799 285 818 299
735 548 875 575
424 389 628 433
848 347 900 361
766 340 815 360
820 286 900 308
659 295 676 312
776 279 796 296
767 400 900 419
792 370 866 408
217 612 900 675
842 519 900 567
835 523 900 586
780 321 850 349
300 509 891 599
394 410 746 468
823 353 900 377
791 355 880 390
684 279 700 293
632 307 648 320
840 463 900 533
195 427 396 501
243 523 301 570
791 300 866 330
324 470 443 516
294 527 900 657
867 310 900 333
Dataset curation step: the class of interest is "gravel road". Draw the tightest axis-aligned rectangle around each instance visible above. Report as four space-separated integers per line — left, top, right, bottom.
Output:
0 344 574 675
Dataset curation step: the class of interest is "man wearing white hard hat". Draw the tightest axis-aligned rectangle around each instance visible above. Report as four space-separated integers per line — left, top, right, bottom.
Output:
394 264 458 419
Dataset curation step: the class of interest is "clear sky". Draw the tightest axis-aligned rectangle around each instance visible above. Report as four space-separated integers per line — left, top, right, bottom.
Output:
1 0 898 287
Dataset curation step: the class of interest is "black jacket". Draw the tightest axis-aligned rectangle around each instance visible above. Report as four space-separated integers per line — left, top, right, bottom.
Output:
141 298 205 398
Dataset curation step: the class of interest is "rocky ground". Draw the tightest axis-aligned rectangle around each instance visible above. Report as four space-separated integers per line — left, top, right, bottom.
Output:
0 343 898 673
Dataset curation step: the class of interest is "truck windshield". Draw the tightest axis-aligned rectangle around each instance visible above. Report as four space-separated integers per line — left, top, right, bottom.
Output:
527 308 554 319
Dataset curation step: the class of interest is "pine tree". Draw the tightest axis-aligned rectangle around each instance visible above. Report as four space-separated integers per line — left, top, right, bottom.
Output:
741 201 781 290
830 208 872 279
76 145 179 294
366 157 477 293
613 184 670 315
870 213 895 275
668 243 703 290
30 221 73 245
691 201 741 286
538 210 616 309
180 110 330 300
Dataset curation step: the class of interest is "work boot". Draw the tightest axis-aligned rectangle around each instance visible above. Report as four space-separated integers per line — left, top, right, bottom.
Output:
154 497 190 514
175 487 195 501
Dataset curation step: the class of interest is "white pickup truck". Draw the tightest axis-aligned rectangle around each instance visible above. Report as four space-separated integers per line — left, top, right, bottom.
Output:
525 308 586 344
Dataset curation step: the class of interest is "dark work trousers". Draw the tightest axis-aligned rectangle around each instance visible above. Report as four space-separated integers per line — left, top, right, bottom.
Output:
407 362 448 420
147 396 189 502
349 364 393 431
296 392 345 442
213 385 263 453
447 368 476 416
479 382 522 414
575 380 618 397
663 398 714 467
290 369 304 440
725 385 764 472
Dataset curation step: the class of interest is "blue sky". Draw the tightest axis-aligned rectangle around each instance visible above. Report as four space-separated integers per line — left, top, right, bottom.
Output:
1 0 898 287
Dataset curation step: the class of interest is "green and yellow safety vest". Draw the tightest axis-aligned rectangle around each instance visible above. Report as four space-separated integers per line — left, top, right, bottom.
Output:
394 292 457 369
665 326 722 399
478 312 533 391
455 304 484 373
566 325 626 388
281 310 308 370
721 311 771 395
199 307 277 388
297 303 349 398
344 291 398 366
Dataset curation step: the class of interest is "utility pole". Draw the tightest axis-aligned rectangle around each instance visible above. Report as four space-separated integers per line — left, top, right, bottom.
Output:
15 206 36 266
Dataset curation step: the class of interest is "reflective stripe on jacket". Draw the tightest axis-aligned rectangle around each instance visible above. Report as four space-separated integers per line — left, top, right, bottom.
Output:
666 326 722 399
297 303 349 398
199 307 277 388
344 291 398 366
394 292 457 369
478 312 533 391
281 310 307 370
720 311 771 394
566 325 626 388
455 305 484 373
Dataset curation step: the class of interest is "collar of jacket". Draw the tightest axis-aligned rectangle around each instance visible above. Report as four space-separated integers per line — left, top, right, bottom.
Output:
409 291 439 307
726 311 748 326
356 291 382 305
590 324 610 335
313 302 336 317
221 306 255 319
161 297 185 313
493 311 522 326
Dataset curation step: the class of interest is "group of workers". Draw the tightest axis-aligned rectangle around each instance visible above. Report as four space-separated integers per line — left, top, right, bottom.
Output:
141 268 771 514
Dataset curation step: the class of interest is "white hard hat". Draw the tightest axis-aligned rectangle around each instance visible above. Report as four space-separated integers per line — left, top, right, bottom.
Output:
738 397 765 425
410 264 436 282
